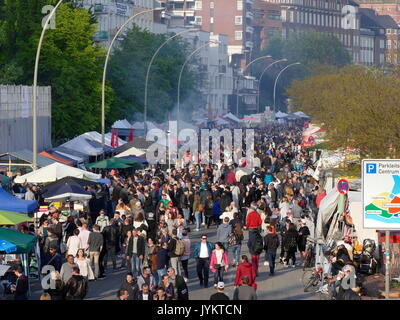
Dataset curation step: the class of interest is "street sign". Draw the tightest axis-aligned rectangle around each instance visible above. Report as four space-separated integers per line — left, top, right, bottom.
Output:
337 178 349 194
308 136 315 144
362 159 400 230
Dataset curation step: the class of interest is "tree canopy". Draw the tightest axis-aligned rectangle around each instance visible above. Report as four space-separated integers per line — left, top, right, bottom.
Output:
107 27 203 124
0 0 113 143
287 65 400 158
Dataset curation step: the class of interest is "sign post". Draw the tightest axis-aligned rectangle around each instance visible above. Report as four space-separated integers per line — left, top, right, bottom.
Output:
362 159 400 299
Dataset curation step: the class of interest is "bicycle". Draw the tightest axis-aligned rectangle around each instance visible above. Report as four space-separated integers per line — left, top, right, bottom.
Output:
302 238 316 271
302 266 323 292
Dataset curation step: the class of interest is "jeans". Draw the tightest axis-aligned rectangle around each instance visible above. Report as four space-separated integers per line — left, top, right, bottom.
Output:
104 246 117 269
152 269 159 285
267 251 277 274
213 266 225 285
195 211 202 229
170 257 181 275
89 251 100 278
181 258 189 279
157 268 167 282
231 244 241 265
182 208 190 223
131 253 143 277
196 258 210 286
251 254 260 275
222 242 229 257
285 250 296 265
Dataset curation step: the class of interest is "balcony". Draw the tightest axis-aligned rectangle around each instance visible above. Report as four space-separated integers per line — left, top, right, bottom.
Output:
245 40 253 48
246 26 254 33
93 31 109 42
94 3 108 14
246 11 254 20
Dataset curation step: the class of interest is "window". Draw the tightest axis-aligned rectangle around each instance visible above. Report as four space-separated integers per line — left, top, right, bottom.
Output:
235 16 243 25
195 1 202 10
210 17 214 23
235 31 242 40
237 0 243 10
194 16 203 25
268 10 281 20
210 1 214 8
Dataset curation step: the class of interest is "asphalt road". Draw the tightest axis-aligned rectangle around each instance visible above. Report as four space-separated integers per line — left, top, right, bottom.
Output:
30 224 318 300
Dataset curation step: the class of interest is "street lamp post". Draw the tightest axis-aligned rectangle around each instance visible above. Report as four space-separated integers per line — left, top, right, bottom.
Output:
32 0 64 170
144 28 200 135
257 58 287 112
235 54 271 117
177 40 220 127
101 7 164 147
273 62 301 113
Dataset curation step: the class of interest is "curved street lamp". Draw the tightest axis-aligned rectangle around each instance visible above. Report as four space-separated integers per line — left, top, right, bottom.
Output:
236 55 271 117
177 40 220 126
273 62 301 113
32 0 64 170
102 7 164 146
144 28 200 134
257 58 287 112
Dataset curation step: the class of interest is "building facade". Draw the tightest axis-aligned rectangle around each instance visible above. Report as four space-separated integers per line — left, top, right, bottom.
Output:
0 86 52 154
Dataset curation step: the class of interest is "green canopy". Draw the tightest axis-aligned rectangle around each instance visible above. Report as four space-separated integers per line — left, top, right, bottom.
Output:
0 228 37 254
0 211 32 225
85 157 143 169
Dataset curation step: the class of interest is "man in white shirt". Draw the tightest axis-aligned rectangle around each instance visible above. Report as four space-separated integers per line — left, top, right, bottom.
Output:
194 235 213 288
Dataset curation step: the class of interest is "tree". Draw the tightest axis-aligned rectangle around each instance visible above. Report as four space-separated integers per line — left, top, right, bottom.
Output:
0 1 113 143
287 65 400 158
107 26 203 125
252 31 351 111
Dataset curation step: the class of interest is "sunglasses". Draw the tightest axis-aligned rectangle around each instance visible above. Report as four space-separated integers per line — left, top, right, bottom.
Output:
202 238 207 240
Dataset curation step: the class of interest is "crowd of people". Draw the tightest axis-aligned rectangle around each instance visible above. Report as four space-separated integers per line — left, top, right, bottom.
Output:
7 122 334 300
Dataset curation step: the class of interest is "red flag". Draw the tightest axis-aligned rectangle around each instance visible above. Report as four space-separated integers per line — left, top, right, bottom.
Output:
115 129 119 147
111 128 115 148
128 128 133 142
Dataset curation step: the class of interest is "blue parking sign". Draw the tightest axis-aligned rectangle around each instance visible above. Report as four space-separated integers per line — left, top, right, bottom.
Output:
366 163 377 174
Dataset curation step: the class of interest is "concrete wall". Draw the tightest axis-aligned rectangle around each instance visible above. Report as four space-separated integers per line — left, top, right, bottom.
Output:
0 85 52 154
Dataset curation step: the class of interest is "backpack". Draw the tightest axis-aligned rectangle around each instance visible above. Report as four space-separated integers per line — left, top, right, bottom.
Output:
253 232 264 255
174 238 185 256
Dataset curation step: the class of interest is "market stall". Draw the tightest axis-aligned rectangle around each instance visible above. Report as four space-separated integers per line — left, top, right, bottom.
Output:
0 187 38 213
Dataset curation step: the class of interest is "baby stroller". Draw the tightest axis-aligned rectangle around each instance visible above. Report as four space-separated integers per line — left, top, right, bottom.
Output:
358 239 378 275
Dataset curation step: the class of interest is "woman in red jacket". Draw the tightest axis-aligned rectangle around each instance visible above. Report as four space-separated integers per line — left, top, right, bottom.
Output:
234 255 257 291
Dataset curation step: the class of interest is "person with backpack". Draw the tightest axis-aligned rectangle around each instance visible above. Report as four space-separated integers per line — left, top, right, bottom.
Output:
64 267 88 300
193 234 214 288
247 227 264 276
284 223 299 267
210 242 229 287
204 194 215 228
217 217 232 256
167 229 184 276
102 218 119 270
263 226 280 275
229 212 244 267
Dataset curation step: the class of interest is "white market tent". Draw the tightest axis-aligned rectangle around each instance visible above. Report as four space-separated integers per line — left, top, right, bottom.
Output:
223 112 242 123
275 111 289 118
115 146 146 158
215 117 229 126
132 121 158 130
45 192 93 202
60 136 103 156
82 131 126 148
112 119 132 129
14 162 101 184
293 111 310 119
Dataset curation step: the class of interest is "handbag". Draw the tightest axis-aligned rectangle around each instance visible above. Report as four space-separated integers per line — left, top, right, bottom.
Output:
213 264 221 269
228 233 237 246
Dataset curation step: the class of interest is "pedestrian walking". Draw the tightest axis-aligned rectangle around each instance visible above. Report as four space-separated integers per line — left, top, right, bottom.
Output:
193 234 213 288
263 226 280 275
232 275 257 300
210 282 230 300
87 224 103 278
234 255 256 290
284 223 299 267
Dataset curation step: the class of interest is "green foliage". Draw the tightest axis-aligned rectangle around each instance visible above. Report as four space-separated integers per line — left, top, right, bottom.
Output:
0 1 113 143
108 26 203 124
253 31 351 112
288 65 400 158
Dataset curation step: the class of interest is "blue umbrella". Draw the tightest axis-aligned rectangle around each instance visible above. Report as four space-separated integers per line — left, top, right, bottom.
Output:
97 178 111 184
0 239 17 254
